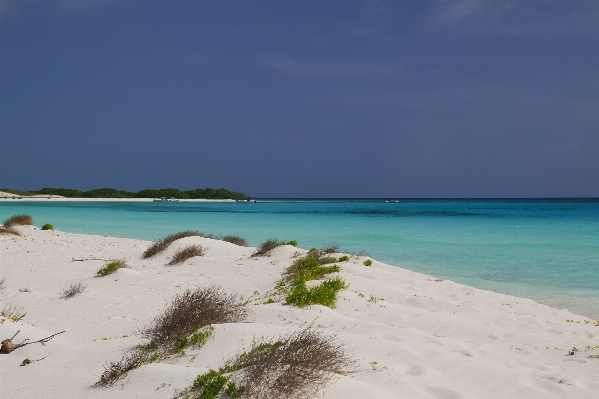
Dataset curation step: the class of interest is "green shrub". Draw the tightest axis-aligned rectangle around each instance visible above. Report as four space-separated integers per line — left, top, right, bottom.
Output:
338 255 349 262
363 259 373 266
41 223 54 230
96 259 128 276
281 240 298 247
286 277 348 308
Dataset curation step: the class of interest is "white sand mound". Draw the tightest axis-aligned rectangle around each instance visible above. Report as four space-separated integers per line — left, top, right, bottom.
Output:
0 226 598 398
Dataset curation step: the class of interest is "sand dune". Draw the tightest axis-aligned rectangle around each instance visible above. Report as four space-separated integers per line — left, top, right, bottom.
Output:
1 226 598 398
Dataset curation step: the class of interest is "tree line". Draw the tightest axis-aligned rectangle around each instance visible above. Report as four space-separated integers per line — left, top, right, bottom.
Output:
32 187 251 200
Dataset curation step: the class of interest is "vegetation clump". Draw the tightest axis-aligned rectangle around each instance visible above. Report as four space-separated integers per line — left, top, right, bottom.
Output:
252 239 297 257
3 214 32 227
222 235 247 247
98 286 250 387
137 285 250 354
168 244 205 265
363 259 373 267
1 303 26 321
99 351 152 386
175 325 349 399
0 226 20 236
0 276 7 290
60 281 87 299
96 259 128 276
143 231 203 259
276 250 348 309
41 223 54 230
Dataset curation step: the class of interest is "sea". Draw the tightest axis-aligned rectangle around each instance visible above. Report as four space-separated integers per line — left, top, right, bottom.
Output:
1 199 598 319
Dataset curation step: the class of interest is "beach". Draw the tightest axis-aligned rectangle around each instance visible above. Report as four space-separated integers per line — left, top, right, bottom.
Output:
1 225 598 398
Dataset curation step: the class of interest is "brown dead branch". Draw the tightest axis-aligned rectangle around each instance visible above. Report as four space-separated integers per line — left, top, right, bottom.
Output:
1 330 65 354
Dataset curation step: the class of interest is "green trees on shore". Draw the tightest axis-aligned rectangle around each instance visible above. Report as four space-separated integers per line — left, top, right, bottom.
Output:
30 187 251 200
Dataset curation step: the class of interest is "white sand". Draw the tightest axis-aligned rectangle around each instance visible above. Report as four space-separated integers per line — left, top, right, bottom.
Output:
1 226 597 398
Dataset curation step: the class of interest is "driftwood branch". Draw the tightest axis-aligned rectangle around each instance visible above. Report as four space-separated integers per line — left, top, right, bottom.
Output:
1 330 65 354
72 257 112 262
21 355 48 366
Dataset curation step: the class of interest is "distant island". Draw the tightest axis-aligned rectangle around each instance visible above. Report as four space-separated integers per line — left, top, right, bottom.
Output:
0 187 251 200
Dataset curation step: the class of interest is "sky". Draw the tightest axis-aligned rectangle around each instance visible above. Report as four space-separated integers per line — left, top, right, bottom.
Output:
1 0 598 198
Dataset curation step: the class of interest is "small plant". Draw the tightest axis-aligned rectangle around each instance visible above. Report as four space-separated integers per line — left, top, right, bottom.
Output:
0 226 21 236
60 281 87 299
286 277 348 308
136 285 250 353
1 303 26 321
363 259 373 267
252 238 280 257
0 276 7 290
322 245 339 254
168 244 204 265
41 223 54 230
281 240 298 247
98 351 151 386
176 325 349 399
338 255 349 262
96 259 128 276
3 214 32 227
142 230 203 259
222 235 247 247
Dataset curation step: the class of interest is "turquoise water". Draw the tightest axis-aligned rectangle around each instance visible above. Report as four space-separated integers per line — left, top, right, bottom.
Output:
1 199 598 318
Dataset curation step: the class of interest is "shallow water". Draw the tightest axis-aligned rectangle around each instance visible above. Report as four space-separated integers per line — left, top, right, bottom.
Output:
1 199 598 318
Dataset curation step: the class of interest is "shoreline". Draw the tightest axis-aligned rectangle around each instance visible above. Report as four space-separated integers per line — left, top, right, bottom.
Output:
1 226 598 398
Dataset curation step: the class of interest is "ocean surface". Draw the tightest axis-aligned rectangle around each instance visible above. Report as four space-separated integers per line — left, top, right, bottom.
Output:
1 199 598 319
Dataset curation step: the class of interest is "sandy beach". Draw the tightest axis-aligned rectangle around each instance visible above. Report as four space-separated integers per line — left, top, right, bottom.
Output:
1 225 598 398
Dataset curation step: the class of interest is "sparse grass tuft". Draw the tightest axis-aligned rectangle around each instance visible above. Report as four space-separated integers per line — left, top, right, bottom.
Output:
363 259 373 267
322 245 339 254
0 226 21 236
136 285 250 354
60 281 87 299
168 244 204 265
0 276 7 290
98 351 151 387
142 231 203 259
176 325 350 399
1 303 26 321
222 235 247 247
41 223 54 230
338 255 349 262
96 259 128 276
3 214 32 227
252 238 280 257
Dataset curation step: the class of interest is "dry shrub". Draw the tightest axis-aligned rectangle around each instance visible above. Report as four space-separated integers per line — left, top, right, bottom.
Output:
98 350 150 387
174 326 349 399
252 238 280 257
3 214 32 227
321 245 339 254
136 285 250 353
60 281 87 299
168 244 204 265
96 259 128 276
222 235 247 247
142 230 203 259
0 276 7 290
1 303 26 320
233 326 349 399
0 226 21 236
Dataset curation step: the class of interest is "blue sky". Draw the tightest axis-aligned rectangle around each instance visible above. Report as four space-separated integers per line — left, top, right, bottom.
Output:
1 0 598 197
